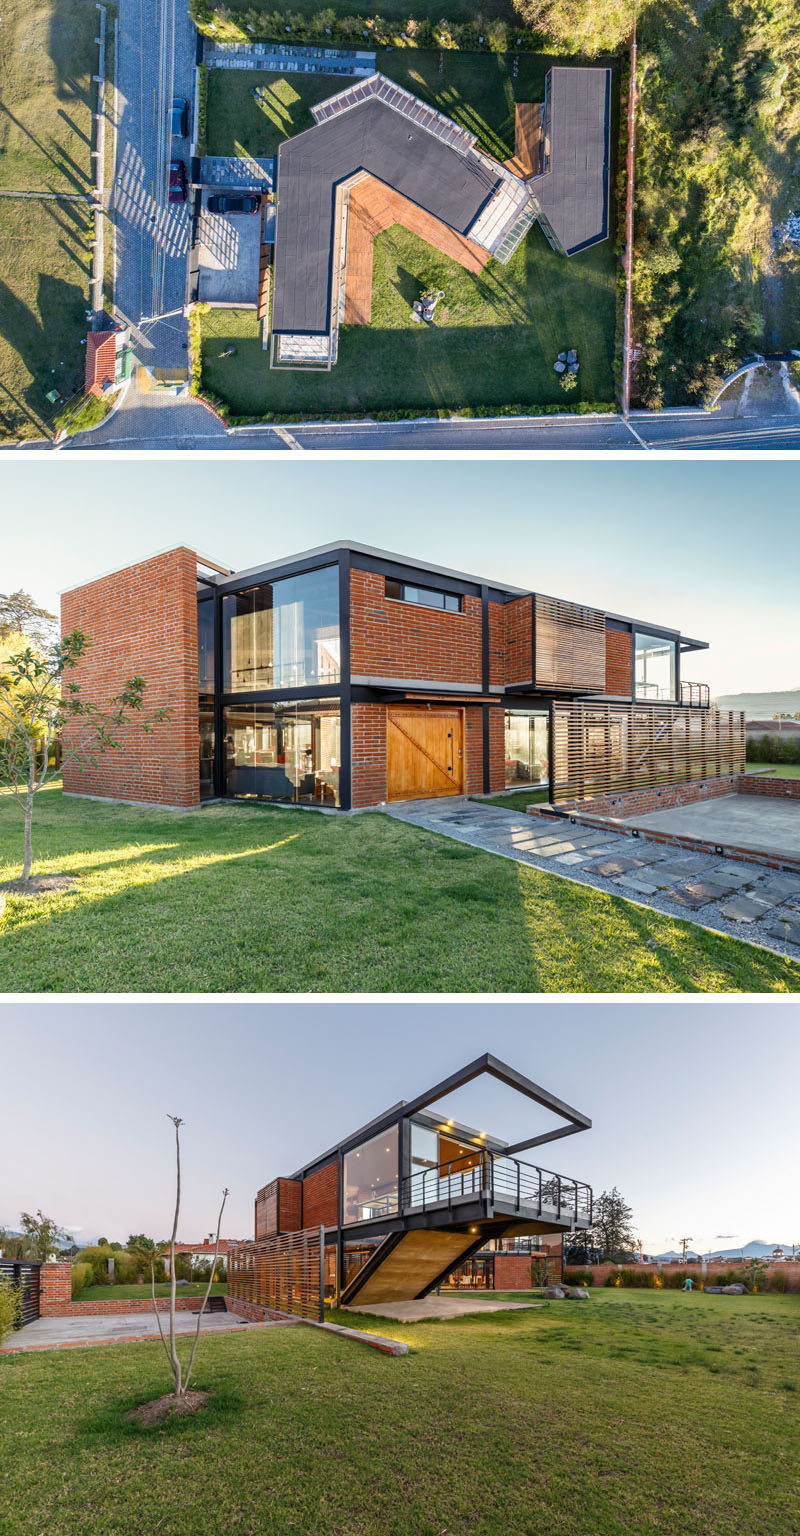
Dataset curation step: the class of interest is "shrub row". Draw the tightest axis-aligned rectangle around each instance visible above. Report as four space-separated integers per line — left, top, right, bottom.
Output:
196 61 209 155
600 1264 791 1293
192 0 560 53
747 732 800 765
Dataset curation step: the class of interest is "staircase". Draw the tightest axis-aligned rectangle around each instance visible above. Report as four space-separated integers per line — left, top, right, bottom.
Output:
204 1294 227 1313
341 1229 485 1306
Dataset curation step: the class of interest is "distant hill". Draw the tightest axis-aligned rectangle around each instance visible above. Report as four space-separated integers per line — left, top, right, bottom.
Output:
714 688 800 719
655 1240 793 1261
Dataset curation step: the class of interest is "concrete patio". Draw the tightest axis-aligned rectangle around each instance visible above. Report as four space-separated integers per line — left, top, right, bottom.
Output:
343 1296 545 1323
2 1309 289 1353
624 793 800 862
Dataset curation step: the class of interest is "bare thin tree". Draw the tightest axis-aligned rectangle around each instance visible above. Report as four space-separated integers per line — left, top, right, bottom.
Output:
152 1115 228 1400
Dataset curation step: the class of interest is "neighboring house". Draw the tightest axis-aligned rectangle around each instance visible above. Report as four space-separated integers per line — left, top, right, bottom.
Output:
252 1053 593 1304
59 540 744 813
84 326 130 398
270 66 611 369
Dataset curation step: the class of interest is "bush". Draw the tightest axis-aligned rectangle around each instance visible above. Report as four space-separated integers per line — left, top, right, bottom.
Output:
564 1268 594 1286
71 1262 93 1297
747 732 800 766
0 1277 21 1345
769 1267 788 1294
605 1267 657 1288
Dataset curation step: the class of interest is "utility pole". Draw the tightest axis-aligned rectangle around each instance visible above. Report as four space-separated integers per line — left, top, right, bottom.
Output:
679 1237 693 1262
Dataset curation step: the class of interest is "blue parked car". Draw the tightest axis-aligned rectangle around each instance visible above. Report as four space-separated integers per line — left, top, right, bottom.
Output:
171 97 188 137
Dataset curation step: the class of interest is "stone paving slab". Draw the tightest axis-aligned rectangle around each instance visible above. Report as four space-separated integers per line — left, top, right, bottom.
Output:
344 1296 545 1323
384 797 800 965
2 1310 274 1352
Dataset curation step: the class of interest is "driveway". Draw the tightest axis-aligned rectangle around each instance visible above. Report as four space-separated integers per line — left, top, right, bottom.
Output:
2 1310 292 1352
197 200 262 304
112 0 197 372
385 798 800 961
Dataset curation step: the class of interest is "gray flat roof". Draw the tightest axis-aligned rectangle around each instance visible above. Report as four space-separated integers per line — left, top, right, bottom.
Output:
272 93 502 336
534 66 611 254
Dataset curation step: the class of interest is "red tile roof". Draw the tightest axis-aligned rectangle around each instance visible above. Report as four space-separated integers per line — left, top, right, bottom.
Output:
84 331 118 398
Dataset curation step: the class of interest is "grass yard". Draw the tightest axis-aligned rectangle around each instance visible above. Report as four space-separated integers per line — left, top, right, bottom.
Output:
748 762 800 779
73 1283 228 1301
0 198 91 440
0 0 100 192
0 782 797 993
478 787 550 810
201 50 617 418
2 1291 798 1535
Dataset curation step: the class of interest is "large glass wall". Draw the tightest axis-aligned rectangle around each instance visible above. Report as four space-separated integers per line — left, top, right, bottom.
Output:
634 633 677 701
223 566 340 693
505 710 549 786
224 702 341 805
343 1127 399 1225
198 598 216 800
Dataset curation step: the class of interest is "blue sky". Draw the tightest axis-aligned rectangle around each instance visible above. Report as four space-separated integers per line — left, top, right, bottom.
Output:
2 460 798 694
1 1002 797 1253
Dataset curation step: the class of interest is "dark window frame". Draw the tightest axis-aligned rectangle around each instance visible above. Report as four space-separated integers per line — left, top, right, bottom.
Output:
385 577 463 615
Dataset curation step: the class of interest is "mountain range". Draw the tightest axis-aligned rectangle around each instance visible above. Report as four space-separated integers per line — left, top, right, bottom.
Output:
713 688 800 719
654 1240 794 1261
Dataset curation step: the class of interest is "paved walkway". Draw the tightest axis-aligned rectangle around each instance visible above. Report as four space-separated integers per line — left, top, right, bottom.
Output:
344 1296 545 1323
386 798 800 962
2 1310 287 1352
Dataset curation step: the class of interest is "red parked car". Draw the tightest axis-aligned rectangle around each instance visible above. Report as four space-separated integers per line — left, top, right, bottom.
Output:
168 160 186 203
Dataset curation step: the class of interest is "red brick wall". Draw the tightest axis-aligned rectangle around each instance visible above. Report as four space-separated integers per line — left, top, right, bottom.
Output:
60 547 200 809
504 596 533 685
488 600 504 686
740 775 800 800
465 707 483 794
303 1161 339 1228
255 1178 302 1236
605 628 632 696
40 1262 72 1309
351 700 387 808
42 1294 226 1318
226 1297 298 1323
571 1262 800 1292
350 569 482 685
494 1253 534 1290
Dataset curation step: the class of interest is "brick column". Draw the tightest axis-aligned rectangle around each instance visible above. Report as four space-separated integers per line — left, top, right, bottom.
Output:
40 1262 72 1312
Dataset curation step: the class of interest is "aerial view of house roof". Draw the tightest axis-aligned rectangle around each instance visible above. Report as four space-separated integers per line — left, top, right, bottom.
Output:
270 64 611 365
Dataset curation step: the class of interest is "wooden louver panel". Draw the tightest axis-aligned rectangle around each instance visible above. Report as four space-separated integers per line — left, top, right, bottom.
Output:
550 703 746 803
227 1228 324 1322
534 596 606 691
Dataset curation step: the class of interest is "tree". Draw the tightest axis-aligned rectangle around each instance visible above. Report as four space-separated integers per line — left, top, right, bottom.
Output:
511 0 636 56
0 591 57 650
586 1187 637 1262
127 1234 164 1287
0 630 168 887
0 1275 21 1347
152 1116 228 1404
19 1210 73 1262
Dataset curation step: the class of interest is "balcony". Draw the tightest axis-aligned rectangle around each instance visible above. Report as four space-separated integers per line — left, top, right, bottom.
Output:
401 1151 592 1229
680 681 710 708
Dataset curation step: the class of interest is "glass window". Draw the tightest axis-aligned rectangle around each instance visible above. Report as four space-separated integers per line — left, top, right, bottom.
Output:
635 633 676 701
199 710 215 801
223 566 340 693
505 711 548 786
198 599 215 698
343 1127 399 1225
385 578 462 613
223 702 341 806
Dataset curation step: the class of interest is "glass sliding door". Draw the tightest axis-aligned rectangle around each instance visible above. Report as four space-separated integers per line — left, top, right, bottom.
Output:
634 633 677 701
223 566 340 694
505 710 549 786
224 701 341 805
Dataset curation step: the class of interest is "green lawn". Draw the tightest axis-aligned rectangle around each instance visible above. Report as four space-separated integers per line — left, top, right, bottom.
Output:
0 198 91 440
201 50 618 418
478 787 550 810
1 782 797 993
73 1284 227 1301
2 1291 798 1535
0 0 100 192
747 762 800 779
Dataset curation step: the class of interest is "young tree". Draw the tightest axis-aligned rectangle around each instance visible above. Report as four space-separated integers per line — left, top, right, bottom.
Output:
152 1115 228 1403
0 1275 22 1347
0 591 57 650
587 1187 637 1262
19 1210 73 1262
0 630 168 887
127 1234 163 1287
511 0 636 55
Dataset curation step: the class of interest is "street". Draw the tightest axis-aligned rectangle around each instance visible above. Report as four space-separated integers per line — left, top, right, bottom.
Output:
112 0 197 373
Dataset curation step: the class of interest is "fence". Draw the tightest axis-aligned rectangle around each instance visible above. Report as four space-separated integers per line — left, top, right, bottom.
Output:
551 701 745 803
227 1229 324 1322
0 1260 40 1328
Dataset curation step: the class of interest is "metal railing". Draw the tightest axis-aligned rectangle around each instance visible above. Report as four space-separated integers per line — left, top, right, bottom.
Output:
401 1153 592 1225
680 681 710 708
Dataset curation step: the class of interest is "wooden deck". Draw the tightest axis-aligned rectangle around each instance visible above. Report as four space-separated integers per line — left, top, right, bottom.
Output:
343 175 490 327
506 103 542 178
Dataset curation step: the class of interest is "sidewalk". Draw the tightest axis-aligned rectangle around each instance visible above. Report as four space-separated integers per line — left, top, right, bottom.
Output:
385 798 800 963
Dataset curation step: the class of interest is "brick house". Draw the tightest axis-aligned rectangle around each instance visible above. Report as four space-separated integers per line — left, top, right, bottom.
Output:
60 539 743 812
253 1053 592 1303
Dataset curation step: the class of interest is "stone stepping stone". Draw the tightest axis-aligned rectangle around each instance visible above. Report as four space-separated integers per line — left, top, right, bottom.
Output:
756 874 800 902
718 894 774 923
708 863 754 887
670 881 730 910
585 855 648 875
615 873 662 895
763 914 800 947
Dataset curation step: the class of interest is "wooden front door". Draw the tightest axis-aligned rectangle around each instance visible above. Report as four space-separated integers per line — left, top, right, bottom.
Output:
387 708 464 801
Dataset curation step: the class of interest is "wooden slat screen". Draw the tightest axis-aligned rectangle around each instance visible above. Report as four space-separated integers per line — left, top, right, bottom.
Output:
0 1260 41 1328
227 1228 324 1322
534 596 606 691
551 702 746 803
